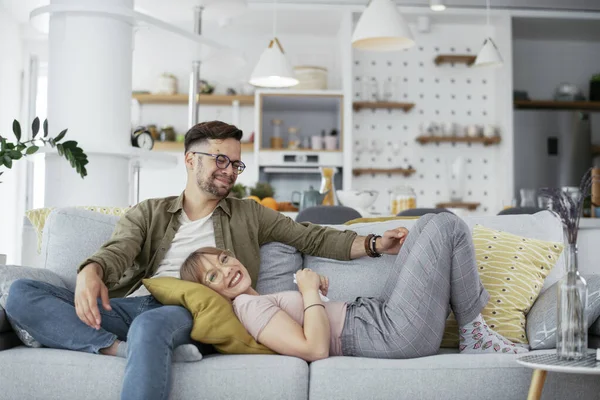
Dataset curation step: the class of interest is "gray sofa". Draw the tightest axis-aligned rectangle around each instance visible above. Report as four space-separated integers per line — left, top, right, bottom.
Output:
2 207 600 400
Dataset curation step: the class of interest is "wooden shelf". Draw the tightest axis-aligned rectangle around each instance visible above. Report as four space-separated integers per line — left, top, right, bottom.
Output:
353 168 416 177
436 202 480 211
434 54 476 66
132 93 255 106
416 136 501 146
514 100 600 111
353 101 415 112
259 148 342 152
153 142 254 152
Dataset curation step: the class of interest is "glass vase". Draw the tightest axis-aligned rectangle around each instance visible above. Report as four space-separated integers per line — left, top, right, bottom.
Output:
556 243 588 360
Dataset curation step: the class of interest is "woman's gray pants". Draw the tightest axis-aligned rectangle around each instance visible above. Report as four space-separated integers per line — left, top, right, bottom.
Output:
341 212 489 359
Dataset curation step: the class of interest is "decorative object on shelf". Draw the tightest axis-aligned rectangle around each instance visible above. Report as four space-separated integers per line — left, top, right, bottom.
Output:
590 74 600 102
199 80 215 94
519 188 537 207
320 167 337 206
336 190 379 217
147 124 159 140
260 197 278 210
482 124 499 138
352 0 415 51
465 124 482 138
433 55 476 66
415 135 501 146
291 186 328 211
553 83 585 102
538 168 598 360
159 126 176 142
293 66 328 90
435 201 480 211
353 167 415 177
352 101 415 112
249 0 298 88
429 0 446 11
287 127 300 150
473 0 503 68
0 117 88 182
271 119 284 149
390 186 417 215
324 129 338 150
226 88 237 95
447 157 466 202
155 73 178 95
441 122 459 137
131 126 154 150
230 183 247 199
361 76 380 101
311 134 323 150
513 90 530 101
250 182 275 200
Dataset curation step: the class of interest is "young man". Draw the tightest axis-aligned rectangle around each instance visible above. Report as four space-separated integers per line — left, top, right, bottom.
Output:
6 121 408 400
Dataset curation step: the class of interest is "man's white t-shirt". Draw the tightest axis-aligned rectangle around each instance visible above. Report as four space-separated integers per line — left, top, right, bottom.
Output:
128 211 216 297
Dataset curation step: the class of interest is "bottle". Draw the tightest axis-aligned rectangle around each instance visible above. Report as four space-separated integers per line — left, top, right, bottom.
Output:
287 127 300 150
271 119 283 149
390 186 416 215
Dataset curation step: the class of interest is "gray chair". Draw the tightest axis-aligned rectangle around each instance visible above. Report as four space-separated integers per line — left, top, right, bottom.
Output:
295 206 362 225
397 208 453 217
497 207 545 215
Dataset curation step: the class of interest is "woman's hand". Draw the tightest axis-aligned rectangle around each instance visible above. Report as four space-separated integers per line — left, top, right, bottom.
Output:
295 268 321 295
378 227 409 255
319 275 329 296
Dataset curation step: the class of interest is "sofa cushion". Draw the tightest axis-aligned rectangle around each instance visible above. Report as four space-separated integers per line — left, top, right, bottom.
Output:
143 277 274 355
0 348 308 400
41 208 121 289
0 265 68 347
441 225 563 347
308 350 600 400
527 275 600 350
0 306 9 334
256 242 302 294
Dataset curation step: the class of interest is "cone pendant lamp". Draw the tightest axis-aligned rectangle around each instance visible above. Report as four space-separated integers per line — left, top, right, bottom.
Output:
474 0 503 67
352 0 415 52
249 0 298 88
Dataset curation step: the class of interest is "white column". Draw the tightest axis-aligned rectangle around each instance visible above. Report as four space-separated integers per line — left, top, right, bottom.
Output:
44 0 134 207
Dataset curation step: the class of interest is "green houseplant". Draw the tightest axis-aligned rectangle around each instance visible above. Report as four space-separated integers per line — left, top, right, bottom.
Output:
0 117 88 182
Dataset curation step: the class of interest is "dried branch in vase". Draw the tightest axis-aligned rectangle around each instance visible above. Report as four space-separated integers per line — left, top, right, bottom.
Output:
539 168 599 244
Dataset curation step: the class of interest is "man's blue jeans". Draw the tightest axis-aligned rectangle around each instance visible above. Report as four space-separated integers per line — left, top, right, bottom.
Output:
5 278 200 400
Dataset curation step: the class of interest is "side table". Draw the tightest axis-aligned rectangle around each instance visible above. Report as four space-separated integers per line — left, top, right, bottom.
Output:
516 352 600 400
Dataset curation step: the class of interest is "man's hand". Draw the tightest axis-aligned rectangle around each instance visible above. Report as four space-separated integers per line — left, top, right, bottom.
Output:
377 227 409 255
75 263 111 330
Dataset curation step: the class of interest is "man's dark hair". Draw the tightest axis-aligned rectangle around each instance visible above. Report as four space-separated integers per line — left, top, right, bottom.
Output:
184 121 243 153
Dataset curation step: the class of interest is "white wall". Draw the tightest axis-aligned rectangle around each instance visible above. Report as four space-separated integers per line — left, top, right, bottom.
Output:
0 9 24 263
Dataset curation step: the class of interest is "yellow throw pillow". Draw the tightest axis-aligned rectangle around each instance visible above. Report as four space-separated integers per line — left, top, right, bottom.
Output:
25 206 131 253
143 277 274 355
440 225 563 347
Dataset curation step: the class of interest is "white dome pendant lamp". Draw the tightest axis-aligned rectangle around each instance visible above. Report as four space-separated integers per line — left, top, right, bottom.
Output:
352 0 415 52
474 0 503 67
249 0 298 88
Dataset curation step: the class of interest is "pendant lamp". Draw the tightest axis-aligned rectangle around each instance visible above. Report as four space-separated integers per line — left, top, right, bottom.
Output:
352 0 415 52
474 0 503 67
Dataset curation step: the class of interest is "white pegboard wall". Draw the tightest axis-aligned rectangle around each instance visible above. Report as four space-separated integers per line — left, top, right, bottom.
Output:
351 22 506 216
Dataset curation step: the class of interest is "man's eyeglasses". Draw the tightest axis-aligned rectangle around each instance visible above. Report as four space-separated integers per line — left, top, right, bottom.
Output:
191 152 246 175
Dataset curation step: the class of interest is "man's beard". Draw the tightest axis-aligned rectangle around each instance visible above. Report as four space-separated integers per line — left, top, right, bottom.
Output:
197 169 234 198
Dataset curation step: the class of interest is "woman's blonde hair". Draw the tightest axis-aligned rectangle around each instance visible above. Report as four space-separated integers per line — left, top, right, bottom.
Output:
180 247 226 283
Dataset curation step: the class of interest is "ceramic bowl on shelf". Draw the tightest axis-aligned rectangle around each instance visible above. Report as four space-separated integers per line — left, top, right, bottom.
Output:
336 190 379 216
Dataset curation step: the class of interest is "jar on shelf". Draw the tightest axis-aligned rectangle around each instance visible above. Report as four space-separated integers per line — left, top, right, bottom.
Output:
390 186 417 215
270 119 283 149
287 126 300 150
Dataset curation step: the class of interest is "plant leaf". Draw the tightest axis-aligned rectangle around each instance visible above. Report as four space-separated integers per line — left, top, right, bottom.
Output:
48 138 56 147
43 119 48 137
32 117 40 138
26 145 39 155
62 140 77 149
0 137 5 152
12 120 21 142
54 129 68 143
3 155 12 168
16 143 26 152
5 143 14 150
56 143 64 156
9 150 22 160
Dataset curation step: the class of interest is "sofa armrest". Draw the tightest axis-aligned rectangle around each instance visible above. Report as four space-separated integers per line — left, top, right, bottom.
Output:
0 305 12 334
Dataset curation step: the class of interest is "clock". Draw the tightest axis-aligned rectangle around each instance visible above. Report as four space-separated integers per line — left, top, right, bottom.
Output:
131 126 154 150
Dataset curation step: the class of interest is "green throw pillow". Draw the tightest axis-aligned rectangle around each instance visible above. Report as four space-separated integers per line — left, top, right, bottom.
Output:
143 277 274 355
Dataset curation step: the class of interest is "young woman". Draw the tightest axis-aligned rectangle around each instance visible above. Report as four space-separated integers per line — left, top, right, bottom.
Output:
180 213 528 361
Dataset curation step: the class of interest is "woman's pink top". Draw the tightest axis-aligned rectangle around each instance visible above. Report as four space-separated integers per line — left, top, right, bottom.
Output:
232 291 347 356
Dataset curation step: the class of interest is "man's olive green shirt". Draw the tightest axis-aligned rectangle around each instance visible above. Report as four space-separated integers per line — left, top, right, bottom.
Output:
78 194 357 297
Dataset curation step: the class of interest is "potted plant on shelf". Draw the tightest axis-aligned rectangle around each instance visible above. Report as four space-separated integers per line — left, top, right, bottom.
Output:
0 117 88 182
